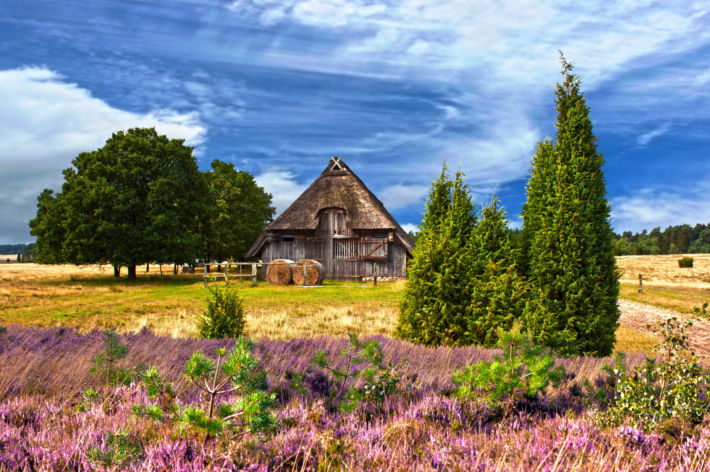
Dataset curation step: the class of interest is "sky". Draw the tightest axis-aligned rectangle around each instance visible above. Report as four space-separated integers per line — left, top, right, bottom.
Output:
1 0 709 243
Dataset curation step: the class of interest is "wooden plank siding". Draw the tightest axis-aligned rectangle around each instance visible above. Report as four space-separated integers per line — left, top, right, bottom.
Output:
260 235 408 279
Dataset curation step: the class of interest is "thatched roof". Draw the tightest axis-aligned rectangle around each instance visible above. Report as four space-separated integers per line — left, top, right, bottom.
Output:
246 157 415 257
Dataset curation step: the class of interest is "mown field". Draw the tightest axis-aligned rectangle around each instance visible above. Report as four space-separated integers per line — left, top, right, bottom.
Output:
617 254 710 314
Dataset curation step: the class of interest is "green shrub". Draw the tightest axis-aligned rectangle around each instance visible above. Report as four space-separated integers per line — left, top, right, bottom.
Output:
199 280 245 339
134 338 275 444
452 323 564 407
602 317 710 433
678 257 694 268
311 333 404 412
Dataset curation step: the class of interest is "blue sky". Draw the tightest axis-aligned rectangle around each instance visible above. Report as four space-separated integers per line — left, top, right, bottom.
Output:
1 0 709 243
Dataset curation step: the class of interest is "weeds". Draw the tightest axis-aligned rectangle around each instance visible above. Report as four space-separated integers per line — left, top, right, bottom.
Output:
602 316 710 434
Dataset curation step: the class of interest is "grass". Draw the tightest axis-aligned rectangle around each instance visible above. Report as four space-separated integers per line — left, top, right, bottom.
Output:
616 253 710 288
3 257 708 356
620 282 709 314
0 263 402 339
613 326 658 355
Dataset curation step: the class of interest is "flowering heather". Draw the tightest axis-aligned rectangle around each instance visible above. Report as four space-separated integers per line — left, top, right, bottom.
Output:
0 325 643 399
0 326 685 471
1 386 709 471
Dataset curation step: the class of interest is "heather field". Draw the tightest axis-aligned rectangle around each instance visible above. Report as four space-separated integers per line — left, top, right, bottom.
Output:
4 326 704 472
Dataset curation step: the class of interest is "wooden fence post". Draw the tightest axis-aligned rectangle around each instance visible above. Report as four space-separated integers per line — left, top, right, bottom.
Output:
373 261 378 287
251 263 257 287
638 273 643 294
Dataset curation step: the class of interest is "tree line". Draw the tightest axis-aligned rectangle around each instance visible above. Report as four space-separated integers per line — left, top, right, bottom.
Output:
29 128 274 278
612 224 710 255
399 53 619 357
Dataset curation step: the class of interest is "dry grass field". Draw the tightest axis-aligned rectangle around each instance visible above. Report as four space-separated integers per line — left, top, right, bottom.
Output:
617 254 710 313
0 263 401 339
3 256 709 356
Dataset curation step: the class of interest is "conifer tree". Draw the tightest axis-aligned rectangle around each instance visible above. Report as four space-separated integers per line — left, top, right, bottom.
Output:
522 53 619 356
467 198 528 347
396 165 477 346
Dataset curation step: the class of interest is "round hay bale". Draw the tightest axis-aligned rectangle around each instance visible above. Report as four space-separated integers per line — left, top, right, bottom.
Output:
292 259 324 286
265 259 294 285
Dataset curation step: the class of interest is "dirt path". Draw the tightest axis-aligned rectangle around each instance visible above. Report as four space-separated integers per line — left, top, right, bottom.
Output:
619 298 710 358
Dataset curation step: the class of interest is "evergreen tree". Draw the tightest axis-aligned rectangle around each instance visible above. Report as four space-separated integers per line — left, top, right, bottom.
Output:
522 53 619 356
467 198 528 347
396 165 477 346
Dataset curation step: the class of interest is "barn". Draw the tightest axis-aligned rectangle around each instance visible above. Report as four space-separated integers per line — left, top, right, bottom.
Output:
245 157 415 280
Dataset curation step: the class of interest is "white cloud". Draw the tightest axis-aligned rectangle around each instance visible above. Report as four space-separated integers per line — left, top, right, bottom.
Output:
612 187 710 233
254 169 308 215
0 66 206 242
400 223 419 234
379 184 429 210
637 122 671 146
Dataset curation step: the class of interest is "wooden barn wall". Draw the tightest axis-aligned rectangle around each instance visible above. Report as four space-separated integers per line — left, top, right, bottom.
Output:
259 237 408 280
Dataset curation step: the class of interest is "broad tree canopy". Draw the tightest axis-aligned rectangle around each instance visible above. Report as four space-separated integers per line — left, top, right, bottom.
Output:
31 127 208 278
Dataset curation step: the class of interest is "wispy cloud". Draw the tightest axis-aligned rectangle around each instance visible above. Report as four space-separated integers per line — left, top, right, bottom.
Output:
379 184 429 210
637 122 671 146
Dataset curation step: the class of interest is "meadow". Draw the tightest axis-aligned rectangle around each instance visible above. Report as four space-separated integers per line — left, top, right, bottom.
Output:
0 263 402 339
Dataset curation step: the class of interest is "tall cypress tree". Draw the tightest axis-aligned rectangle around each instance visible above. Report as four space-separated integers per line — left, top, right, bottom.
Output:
523 53 619 356
397 165 477 346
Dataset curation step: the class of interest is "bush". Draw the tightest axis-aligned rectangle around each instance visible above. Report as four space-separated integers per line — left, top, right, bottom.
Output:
602 317 710 433
452 323 564 408
678 257 694 268
199 280 245 339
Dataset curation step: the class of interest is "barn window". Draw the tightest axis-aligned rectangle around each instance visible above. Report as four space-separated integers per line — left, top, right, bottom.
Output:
281 235 294 242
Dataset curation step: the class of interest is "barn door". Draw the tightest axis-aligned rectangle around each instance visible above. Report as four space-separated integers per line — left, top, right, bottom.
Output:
360 238 388 260
333 238 360 279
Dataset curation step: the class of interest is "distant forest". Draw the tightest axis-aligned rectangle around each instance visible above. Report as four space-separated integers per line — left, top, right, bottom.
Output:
611 223 710 255
0 244 28 254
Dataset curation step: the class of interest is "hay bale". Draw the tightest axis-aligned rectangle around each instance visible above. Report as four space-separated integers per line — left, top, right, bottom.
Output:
265 259 294 285
292 259 324 286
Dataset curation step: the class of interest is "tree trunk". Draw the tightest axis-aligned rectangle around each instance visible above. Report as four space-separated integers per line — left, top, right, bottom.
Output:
113 265 121 278
146 263 149 273
217 263 222 272
173 263 178 275
127 265 137 279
